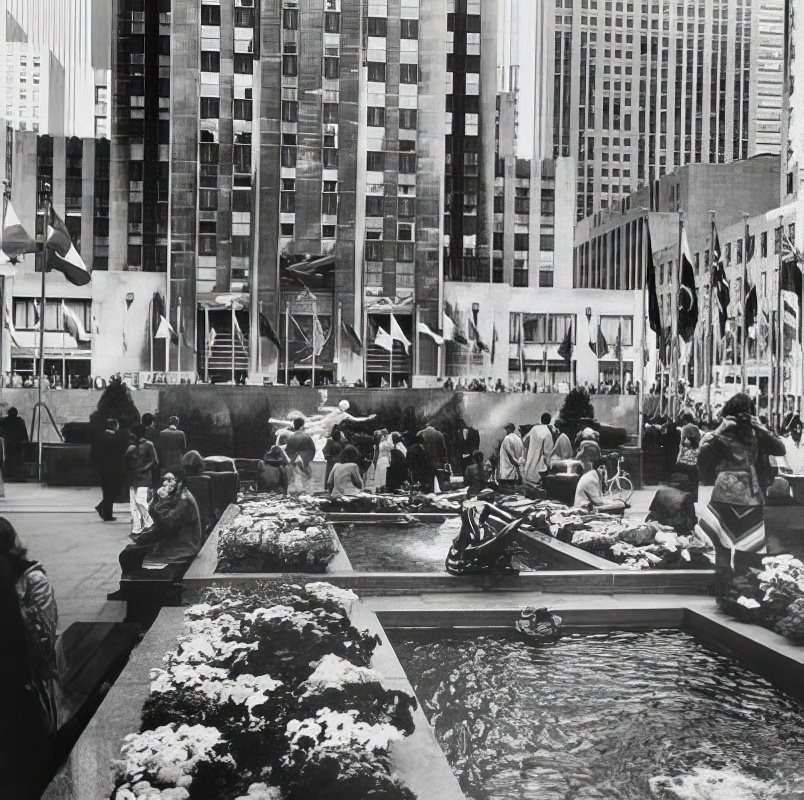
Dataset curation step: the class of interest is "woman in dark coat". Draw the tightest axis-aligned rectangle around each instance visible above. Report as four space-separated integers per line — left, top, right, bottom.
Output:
697 393 785 570
322 424 345 487
385 434 409 493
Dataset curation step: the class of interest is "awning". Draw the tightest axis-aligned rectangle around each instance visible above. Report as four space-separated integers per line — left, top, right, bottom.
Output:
11 348 91 359
197 292 250 311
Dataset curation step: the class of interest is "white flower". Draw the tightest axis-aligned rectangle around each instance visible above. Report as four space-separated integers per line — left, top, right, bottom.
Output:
235 782 284 799
300 654 382 697
304 583 359 615
115 724 232 787
285 708 404 757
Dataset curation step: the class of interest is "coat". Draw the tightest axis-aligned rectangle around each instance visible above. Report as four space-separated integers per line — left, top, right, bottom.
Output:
91 429 126 482
157 427 187 474
125 439 159 488
144 487 202 565
385 447 408 492
498 433 524 481
286 430 316 466
419 426 447 466
522 424 554 485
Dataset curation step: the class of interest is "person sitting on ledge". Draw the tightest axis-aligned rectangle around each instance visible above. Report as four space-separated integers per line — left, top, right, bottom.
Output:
463 450 489 497
327 445 364 499
258 445 289 495
115 471 202 580
573 458 626 514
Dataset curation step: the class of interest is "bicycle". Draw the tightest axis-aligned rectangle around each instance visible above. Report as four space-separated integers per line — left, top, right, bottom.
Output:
605 456 634 505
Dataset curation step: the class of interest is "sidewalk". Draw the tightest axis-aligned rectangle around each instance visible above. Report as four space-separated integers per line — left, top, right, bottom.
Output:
0 483 130 631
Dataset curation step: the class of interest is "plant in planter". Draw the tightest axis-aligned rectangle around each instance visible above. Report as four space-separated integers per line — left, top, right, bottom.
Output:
556 387 596 443
90 375 141 432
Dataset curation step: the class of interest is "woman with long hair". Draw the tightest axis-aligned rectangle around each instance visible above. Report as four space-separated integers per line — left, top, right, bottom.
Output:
0 518 61 798
697 393 785 570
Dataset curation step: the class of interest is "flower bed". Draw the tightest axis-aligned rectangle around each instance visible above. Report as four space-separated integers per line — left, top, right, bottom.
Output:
293 491 464 515
111 582 418 800
717 555 804 643
217 499 339 573
495 497 712 570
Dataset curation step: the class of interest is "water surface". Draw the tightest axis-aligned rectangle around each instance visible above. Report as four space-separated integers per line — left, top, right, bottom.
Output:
390 629 804 800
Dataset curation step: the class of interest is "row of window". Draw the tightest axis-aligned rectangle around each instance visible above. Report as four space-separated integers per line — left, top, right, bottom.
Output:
508 314 634 345
13 300 92 333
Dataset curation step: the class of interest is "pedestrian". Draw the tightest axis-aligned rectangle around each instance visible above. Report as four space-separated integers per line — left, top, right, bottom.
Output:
522 412 555 488
91 418 126 521
455 418 480 474
419 422 448 472
497 423 524 486
0 519 61 798
463 450 489 497
285 417 316 495
0 407 29 480
157 416 186 478
576 428 602 472
141 412 158 443
549 423 573 465
406 432 437 493
372 429 393 492
322 424 344 486
697 393 786 570
781 420 804 474
118 471 202 574
125 423 159 537
385 434 408 493
327 445 364 499
674 413 701 500
257 445 289 495
573 458 625 513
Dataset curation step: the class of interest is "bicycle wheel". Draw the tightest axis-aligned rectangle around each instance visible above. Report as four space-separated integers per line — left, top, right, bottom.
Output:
607 476 634 504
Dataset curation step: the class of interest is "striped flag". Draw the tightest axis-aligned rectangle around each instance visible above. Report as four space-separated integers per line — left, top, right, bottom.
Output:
61 300 91 342
1 200 35 261
417 320 444 347
4 304 19 347
154 314 178 343
46 208 91 285
711 228 731 337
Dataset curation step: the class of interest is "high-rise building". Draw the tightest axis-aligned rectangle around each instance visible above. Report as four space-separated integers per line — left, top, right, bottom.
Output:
1 0 112 138
543 0 786 220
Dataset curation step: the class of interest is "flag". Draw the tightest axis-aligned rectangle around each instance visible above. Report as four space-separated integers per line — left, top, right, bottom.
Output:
46 208 91 285
209 327 217 349
61 300 90 342
32 299 41 331
312 314 326 357
678 228 698 341
417 320 444 347
4 304 19 347
341 319 363 354
518 314 525 377
468 317 489 353
557 325 573 365
491 324 498 364
154 314 178 343
233 313 246 349
745 284 757 332
781 231 803 297
390 314 412 353
1 200 35 261
442 311 468 346
645 220 662 346
374 325 393 351
595 325 609 357
614 321 622 362
711 229 730 337
259 309 282 350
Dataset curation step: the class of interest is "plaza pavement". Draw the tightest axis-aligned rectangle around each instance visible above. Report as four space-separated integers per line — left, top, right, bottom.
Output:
0 481 714 634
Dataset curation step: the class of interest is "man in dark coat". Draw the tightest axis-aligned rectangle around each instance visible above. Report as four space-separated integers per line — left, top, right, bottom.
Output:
91 418 126 521
0 407 29 480
419 423 447 470
157 416 187 477
285 417 317 494
407 432 436 493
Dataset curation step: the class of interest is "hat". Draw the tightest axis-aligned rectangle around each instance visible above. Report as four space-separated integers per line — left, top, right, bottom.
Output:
504 423 515 431
580 427 599 441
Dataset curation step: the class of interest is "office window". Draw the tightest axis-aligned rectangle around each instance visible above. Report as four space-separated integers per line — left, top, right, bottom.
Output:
367 17 387 36
282 100 298 122
323 102 338 123
366 196 384 216
399 109 417 130
282 8 298 28
367 106 385 127
200 51 220 72
324 11 340 32
234 54 253 74
399 64 418 84
398 153 416 173
400 19 418 38
234 99 252 120
367 62 386 82
201 4 221 25
235 7 254 26
200 97 220 118
323 50 340 79
232 191 251 212
366 151 385 171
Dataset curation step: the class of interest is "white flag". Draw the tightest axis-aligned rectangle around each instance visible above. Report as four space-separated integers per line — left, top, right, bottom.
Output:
374 325 393 351
390 314 412 353
154 314 175 339
4 304 19 347
417 321 444 346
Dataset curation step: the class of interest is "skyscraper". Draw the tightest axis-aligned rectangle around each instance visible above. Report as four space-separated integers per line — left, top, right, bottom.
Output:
544 0 786 220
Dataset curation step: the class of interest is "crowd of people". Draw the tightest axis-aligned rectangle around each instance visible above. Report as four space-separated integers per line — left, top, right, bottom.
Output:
441 376 640 395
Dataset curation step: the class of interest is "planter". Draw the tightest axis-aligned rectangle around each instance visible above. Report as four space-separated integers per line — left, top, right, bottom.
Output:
42 443 97 486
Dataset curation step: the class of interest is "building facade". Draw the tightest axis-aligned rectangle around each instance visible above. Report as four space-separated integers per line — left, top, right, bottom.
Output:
543 0 786 220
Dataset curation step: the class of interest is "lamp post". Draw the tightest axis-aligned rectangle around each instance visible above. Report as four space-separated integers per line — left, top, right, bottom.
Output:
542 346 548 391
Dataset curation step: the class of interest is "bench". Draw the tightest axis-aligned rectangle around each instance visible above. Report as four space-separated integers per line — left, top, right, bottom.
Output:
117 563 188 625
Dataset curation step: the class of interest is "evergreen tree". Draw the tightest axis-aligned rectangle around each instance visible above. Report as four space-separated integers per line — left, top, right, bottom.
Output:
557 387 595 432
89 376 140 430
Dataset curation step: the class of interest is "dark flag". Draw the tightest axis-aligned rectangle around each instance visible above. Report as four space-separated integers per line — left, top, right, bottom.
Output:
711 230 730 337
46 208 91 285
557 325 573 365
594 325 609 357
614 321 622 362
744 229 757 331
781 231 803 298
678 228 698 341
259 309 282 350
341 319 363 355
645 220 662 346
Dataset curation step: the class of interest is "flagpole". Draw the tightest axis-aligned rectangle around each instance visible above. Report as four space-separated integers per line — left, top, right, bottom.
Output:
231 304 235 384
149 295 154 375
177 295 182 377
707 211 715 421
1 181 8 376
413 305 419 380
618 319 624 391
519 312 524 387
258 300 264 378
285 302 290 385
638 212 648 450
204 306 210 383
671 211 682 420
741 213 748 391
777 214 785 428
336 302 343 383
311 295 317 388
37 185 50 482
389 314 394 388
